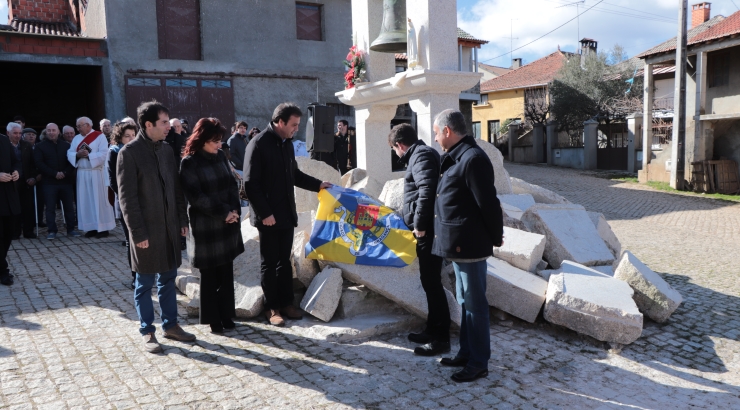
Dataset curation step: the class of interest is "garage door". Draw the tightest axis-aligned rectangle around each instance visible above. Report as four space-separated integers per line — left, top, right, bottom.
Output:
125 76 235 127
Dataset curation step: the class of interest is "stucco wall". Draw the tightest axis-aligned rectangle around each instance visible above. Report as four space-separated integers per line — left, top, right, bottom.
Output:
83 0 107 38
472 89 524 142
713 120 740 180
102 0 351 139
706 45 740 115
655 78 674 100
551 147 584 169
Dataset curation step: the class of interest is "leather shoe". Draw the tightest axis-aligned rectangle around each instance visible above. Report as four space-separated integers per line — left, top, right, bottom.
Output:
280 305 303 320
0 275 13 286
407 331 434 344
95 231 109 238
414 340 451 356
222 319 236 330
265 309 285 326
451 366 488 383
84 230 98 238
440 356 469 367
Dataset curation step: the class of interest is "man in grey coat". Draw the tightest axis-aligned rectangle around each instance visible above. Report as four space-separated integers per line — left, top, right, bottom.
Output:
117 100 196 353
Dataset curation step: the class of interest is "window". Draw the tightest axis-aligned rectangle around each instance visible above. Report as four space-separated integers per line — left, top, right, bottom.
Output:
157 0 202 60
296 3 322 41
480 94 489 104
201 80 232 88
488 120 500 143
165 79 197 88
127 78 162 87
708 52 729 88
472 122 481 139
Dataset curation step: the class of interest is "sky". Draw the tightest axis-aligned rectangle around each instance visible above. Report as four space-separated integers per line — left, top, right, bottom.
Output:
458 0 740 68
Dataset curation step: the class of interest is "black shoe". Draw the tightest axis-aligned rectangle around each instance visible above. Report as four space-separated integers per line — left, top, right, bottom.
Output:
11 235 20 240
222 319 236 330
408 331 434 344
84 230 98 238
440 356 469 367
210 324 224 334
95 231 109 238
130 278 136 290
37 222 47 228
414 340 451 357
0 276 13 286
122 241 127 246
451 366 488 383
23 233 37 239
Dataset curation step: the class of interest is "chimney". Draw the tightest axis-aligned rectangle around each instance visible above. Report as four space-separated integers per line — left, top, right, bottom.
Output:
511 58 522 69
691 2 711 28
580 38 597 67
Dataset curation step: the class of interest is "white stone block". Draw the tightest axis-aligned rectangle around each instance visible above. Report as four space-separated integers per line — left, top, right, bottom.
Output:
493 227 546 272
544 261 643 344
475 139 513 194
240 218 260 242
613 251 683 323
233 239 265 318
522 204 615 269
379 178 405 212
485 257 548 323
341 168 367 188
350 176 384 200
294 157 342 213
300 267 343 322
587 212 622 258
498 194 536 214
510 177 571 204
291 231 319 287
336 284 402 319
501 203 524 220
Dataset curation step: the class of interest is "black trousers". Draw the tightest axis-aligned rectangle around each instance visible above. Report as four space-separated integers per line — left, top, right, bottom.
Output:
417 230 451 340
258 227 294 310
199 261 236 325
0 215 15 275
14 184 36 236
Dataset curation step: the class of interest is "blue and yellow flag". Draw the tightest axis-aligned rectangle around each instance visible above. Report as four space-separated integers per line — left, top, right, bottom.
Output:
305 186 416 267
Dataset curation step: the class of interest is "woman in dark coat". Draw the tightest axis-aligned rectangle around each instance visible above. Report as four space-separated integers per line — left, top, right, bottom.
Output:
180 118 244 333
108 122 137 288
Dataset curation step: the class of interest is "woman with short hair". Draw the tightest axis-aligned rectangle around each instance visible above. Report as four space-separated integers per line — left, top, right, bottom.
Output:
180 118 244 333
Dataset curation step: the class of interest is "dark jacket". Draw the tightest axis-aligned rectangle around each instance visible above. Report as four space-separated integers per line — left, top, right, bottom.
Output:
107 144 122 194
334 132 350 174
226 132 248 169
432 136 504 259
17 140 37 183
180 150 244 269
164 129 186 170
0 135 20 217
33 138 75 185
399 140 440 232
117 133 189 274
243 123 322 229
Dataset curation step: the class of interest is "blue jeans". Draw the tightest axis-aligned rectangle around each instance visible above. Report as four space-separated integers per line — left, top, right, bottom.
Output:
453 260 491 370
134 268 178 335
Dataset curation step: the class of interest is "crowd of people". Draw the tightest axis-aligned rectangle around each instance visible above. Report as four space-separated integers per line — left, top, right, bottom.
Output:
0 102 503 383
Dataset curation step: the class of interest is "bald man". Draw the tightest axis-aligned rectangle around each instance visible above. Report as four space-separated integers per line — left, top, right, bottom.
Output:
67 116 115 238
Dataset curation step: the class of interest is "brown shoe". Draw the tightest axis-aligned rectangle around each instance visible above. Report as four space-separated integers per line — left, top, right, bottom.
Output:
142 333 162 353
280 305 303 320
265 309 285 326
163 324 196 342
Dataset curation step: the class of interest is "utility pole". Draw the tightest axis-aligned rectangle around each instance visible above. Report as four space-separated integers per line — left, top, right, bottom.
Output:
557 1 585 49
503 19 518 66
671 0 688 190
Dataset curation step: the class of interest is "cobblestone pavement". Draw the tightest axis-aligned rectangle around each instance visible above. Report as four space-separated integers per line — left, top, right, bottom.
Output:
1 164 739 409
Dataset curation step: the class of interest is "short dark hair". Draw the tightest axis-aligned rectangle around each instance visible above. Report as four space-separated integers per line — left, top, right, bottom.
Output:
235 121 248 129
388 123 418 147
272 102 302 125
13 115 25 123
136 100 169 130
248 127 261 139
338 119 349 126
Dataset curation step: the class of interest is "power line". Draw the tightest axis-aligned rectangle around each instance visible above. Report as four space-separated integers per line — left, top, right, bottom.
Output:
543 0 674 22
731 0 740 10
480 0 606 63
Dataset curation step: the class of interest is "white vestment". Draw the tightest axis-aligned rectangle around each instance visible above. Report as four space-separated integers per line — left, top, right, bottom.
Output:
68 132 116 232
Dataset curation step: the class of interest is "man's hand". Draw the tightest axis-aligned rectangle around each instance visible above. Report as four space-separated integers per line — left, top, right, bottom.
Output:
136 240 149 249
319 181 332 190
225 211 239 223
76 150 89 159
56 172 65 180
262 215 276 226
26 178 36 186
10 171 19 182
0 173 11 182
181 227 189 236
413 229 425 238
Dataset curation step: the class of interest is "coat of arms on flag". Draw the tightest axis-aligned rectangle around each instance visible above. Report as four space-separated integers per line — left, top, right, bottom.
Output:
305 186 417 267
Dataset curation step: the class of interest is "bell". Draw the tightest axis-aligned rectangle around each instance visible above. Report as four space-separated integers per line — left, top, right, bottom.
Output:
370 0 407 53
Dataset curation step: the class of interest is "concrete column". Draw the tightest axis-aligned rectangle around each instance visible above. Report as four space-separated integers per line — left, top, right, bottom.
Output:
693 51 709 161
546 121 558 166
626 113 643 173
458 44 463 71
508 122 521 163
532 124 545 163
641 62 654 181
409 93 461 152
351 0 395 82
407 0 458 71
353 104 398 183
474 48 478 72
583 119 598 170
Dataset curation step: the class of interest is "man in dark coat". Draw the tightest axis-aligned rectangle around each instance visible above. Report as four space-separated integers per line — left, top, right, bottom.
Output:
389 123 451 357
243 102 332 327
0 129 21 286
225 120 249 171
432 109 503 383
118 101 195 353
334 120 351 175
33 124 79 240
6 123 38 239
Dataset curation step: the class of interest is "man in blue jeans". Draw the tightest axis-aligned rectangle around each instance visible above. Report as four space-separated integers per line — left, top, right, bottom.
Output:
432 110 504 383
118 101 195 353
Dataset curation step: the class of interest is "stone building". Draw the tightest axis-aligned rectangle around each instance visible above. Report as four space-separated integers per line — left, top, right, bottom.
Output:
0 0 352 137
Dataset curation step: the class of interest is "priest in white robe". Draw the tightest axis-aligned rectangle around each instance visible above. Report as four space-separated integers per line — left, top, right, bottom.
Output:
67 117 116 238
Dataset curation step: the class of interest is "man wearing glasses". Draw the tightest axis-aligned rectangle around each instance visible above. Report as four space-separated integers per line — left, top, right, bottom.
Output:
67 117 115 238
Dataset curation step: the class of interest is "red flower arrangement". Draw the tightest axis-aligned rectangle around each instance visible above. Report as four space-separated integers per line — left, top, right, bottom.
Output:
344 45 367 89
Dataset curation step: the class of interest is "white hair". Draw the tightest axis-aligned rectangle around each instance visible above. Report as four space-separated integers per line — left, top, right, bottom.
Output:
6 122 22 133
169 118 180 125
99 118 111 126
63 125 75 133
121 117 136 126
76 117 93 126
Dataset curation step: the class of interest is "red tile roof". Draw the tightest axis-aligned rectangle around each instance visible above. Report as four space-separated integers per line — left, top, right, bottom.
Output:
478 63 512 77
637 15 726 58
689 10 740 44
480 51 575 92
0 18 80 37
